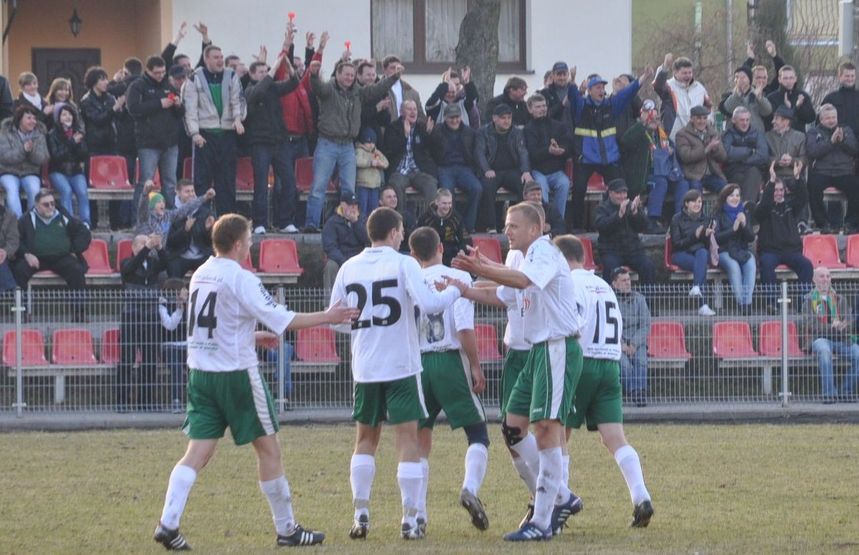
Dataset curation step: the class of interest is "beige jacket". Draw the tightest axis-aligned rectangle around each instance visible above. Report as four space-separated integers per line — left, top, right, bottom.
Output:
182 67 246 137
355 144 389 188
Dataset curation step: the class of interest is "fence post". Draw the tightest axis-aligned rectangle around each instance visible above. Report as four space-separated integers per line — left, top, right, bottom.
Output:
780 281 791 407
12 288 25 417
276 286 286 414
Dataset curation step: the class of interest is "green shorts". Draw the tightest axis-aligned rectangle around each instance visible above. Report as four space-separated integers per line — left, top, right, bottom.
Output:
566 357 623 430
501 348 530 418
506 336 583 423
419 350 486 430
353 374 428 427
182 367 279 446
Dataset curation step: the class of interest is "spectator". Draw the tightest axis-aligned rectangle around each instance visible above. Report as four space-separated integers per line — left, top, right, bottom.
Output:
611 73 644 138
417 188 468 266
165 192 214 278
669 189 716 316
47 104 90 227
754 170 814 313
158 277 188 413
14 72 51 127
718 66 772 134
382 99 438 214
47 77 74 107
675 105 727 196
305 57 401 232
569 66 652 231
475 103 531 232
354 128 389 217
766 105 810 232
822 62 859 138
484 76 530 127
802 267 859 404
107 57 142 230
382 55 423 121
0 105 49 217
522 180 564 237
244 53 300 234
805 103 859 234
654 54 710 140
322 191 369 290
524 92 573 225
167 65 193 182
594 178 656 284
184 45 246 216
766 65 815 133
11 189 90 318
379 185 415 253
538 62 572 123
425 67 479 128
0 187 18 291
742 40 784 97
356 60 392 140
712 184 756 314
611 267 650 407
428 104 482 232
136 180 215 236
620 98 682 232
722 106 769 202
0 73 13 121
159 21 192 73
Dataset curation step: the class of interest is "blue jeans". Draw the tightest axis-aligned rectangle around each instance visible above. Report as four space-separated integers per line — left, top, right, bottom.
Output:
49 172 91 225
194 131 238 216
0 174 40 217
646 175 684 218
264 342 294 399
718 251 755 306
687 175 726 195
672 248 708 287
759 251 814 302
0 260 16 290
137 145 178 209
531 169 570 220
306 137 356 229
251 141 294 228
620 345 648 393
161 343 187 403
811 338 859 397
356 186 379 218
438 165 482 232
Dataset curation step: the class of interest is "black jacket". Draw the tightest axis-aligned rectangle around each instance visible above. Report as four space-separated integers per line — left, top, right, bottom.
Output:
383 118 437 177
429 123 477 170
127 73 184 149
0 75 13 122
416 208 470 266
425 81 478 123
670 209 709 254
594 199 648 256
108 74 140 155
822 86 859 137
17 206 91 269
166 205 213 260
475 124 530 174
322 212 369 266
766 86 815 132
120 245 168 287
79 90 117 154
245 75 300 145
47 126 88 176
714 206 755 259
524 116 573 175
484 93 530 127
754 180 806 255
538 84 570 123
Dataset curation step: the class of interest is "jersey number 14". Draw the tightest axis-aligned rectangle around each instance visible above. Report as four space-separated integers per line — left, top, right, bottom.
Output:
189 290 218 338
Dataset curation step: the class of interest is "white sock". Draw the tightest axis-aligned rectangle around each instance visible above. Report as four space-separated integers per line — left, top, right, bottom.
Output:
417 458 429 522
159 464 197 530
614 445 650 505
510 432 539 495
259 476 295 536
350 454 375 519
531 447 562 530
397 461 423 525
555 454 572 504
462 443 488 495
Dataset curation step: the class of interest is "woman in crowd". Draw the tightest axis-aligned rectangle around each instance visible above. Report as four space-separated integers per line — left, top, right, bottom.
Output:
669 189 716 316
47 104 91 226
14 72 52 127
713 183 756 313
0 105 49 217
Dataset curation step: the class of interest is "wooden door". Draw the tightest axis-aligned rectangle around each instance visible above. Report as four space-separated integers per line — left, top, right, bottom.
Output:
32 48 101 102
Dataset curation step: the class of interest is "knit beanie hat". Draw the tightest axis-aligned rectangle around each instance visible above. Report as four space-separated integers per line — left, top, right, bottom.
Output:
148 192 165 210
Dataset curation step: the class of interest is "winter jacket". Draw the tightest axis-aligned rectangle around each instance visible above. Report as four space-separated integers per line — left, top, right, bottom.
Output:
382 117 437 177
322 211 370 266
275 49 318 137
616 290 650 350
310 72 399 142
722 126 769 175
539 83 572 124
47 125 88 176
426 81 478 127
802 288 854 346
524 116 573 176
766 127 807 179
79 90 117 154
183 67 246 136
670 208 709 254
120 245 168 288
108 74 139 155
754 179 806 255
806 124 859 176
620 122 679 197
822 86 859 137
718 89 772 133
569 79 641 165
355 145 389 188
766 86 815 132
484 93 530 127
653 68 709 140
166 204 213 260
387 79 424 121
0 118 49 177
429 123 478 170
127 73 184 149
17 206 91 266
475 124 529 174
675 121 727 180
136 191 207 236
0 203 20 258
593 199 648 257
713 206 755 259
244 74 300 145
0 75 13 122
14 93 51 128
416 207 470 266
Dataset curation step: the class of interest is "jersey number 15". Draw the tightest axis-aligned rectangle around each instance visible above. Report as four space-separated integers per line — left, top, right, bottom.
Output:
345 279 402 330
592 300 620 345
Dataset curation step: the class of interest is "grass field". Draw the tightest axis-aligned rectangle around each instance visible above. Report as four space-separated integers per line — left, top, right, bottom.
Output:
1 423 858 554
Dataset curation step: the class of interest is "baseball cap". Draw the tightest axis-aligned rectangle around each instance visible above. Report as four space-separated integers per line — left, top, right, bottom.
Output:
340 190 358 205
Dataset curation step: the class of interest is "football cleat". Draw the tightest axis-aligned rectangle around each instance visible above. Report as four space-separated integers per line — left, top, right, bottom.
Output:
349 514 369 540
276 523 325 547
630 500 654 528
459 488 489 531
503 522 551 542
416 516 427 535
153 523 191 551
551 493 584 535
401 521 426 540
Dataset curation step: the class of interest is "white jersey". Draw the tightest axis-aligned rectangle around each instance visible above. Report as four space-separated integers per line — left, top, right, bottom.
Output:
571 268 623 360
330 246 461 383
187 257 295 372
417 264 474 353
497 236 583 344
502 250 529 351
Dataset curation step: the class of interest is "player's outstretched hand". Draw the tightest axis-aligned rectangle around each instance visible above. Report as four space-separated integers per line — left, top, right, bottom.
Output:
326 301 360 324
439 276 469 294
254 330 280 349
451 246 483 275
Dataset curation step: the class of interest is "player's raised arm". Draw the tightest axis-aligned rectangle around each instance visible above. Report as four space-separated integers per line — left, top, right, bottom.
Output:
403 255 462 313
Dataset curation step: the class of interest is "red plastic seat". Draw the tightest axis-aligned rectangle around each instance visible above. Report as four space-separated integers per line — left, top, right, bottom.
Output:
236 156 254 191
846 234 859 268
3 329 49 367
89 155 132 189
294 157 338 193
258 239 304 274
115 239 133 272
647 322 691 359
587 172 606 192
758 321 804 358
82 239 113 275
471 237 503 265
52 328 98 365
295 327 340 363
712 321 759 359
474 323 503 362
663 237 680 271
182 157 193 180
580 236 598 271
241 252 256 272
100 328 120 365
135 158 161 188
802 234 845 269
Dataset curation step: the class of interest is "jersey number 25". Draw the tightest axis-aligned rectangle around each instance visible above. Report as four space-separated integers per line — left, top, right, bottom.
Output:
345 279 402 330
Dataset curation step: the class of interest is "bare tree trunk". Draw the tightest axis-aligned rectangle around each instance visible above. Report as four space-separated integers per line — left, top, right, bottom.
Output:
455 0 501 119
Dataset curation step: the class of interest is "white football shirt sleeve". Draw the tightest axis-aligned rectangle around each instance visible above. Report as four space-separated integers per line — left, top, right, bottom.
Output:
452 274 474 332
328 263 351 334
403 256 461 313
520 241 555 291
237 272 296 335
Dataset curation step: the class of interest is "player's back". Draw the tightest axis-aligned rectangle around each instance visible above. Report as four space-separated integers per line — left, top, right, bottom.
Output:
572 268 623 360
417 264 473 353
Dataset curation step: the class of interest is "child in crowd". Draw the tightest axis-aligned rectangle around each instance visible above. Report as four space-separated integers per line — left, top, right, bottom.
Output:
354 127 389 217
158 278 188 413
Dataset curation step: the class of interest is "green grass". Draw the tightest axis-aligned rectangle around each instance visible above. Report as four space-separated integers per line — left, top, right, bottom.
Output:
1 424 858 554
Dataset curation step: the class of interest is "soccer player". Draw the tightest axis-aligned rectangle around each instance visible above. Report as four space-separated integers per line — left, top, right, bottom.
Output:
554 235 654 529
409 226 490 533
450 203 584 541
153 214 358 550
329 207 463 540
